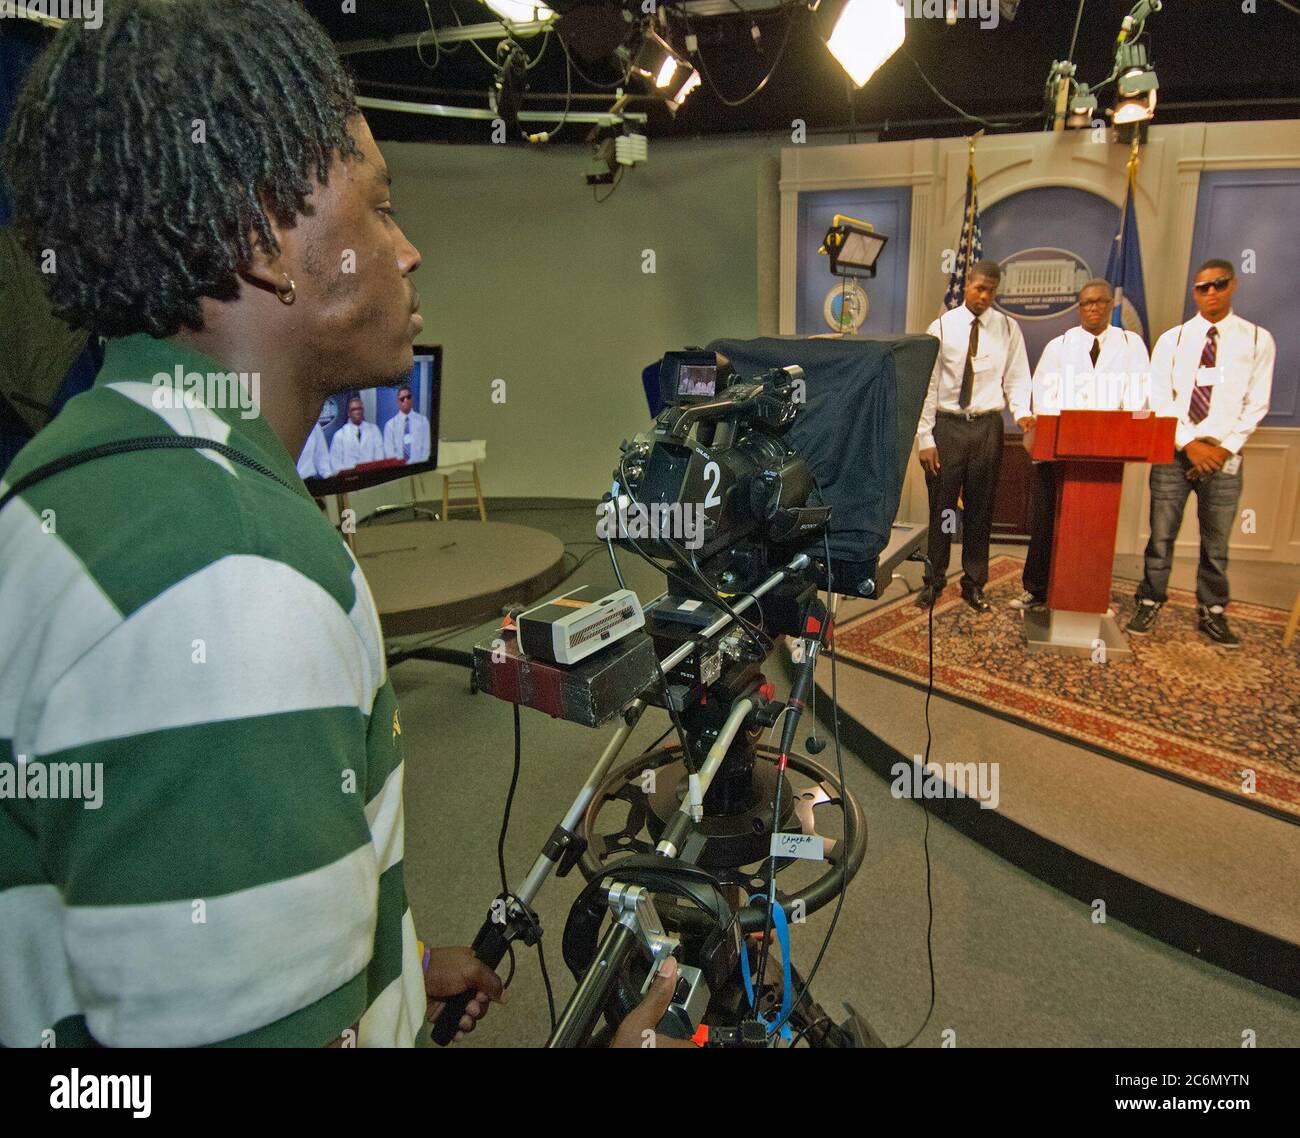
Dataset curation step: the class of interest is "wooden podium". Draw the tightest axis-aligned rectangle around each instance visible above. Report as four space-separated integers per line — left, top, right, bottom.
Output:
1024 410 1176 657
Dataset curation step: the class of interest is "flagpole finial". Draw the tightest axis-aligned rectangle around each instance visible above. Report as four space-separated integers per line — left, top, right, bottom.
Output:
1126 133 1141 179
969 129 984 157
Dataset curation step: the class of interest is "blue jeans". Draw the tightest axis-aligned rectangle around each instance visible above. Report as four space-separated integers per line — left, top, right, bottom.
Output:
1137 451 1242 609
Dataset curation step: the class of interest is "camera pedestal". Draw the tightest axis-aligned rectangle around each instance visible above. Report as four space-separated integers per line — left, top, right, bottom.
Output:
641 756 798 870
578 742 862 918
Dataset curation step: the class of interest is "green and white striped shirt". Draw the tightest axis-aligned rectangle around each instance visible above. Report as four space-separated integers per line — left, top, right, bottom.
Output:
0 335 425 1047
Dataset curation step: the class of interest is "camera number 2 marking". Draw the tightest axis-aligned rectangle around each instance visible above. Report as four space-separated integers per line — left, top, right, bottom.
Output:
702 461 722 510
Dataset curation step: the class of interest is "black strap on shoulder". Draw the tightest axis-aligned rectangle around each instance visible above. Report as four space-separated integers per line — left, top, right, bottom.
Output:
0 435 298 516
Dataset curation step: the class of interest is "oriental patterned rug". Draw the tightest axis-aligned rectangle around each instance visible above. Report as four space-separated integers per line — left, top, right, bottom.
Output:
833 556 1300 823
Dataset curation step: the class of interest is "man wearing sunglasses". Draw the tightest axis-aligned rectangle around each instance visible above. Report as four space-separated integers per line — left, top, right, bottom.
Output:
1128 260 1275 646
382 385 432 464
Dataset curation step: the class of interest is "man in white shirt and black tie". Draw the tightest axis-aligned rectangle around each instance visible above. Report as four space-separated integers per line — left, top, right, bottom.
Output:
382 384 431 463
1127 259 1275 647
1010 278 1152 611
328 395 385 471
916 259 1033 612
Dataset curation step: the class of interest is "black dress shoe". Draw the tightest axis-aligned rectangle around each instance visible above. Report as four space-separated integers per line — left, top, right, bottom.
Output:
960 586 991 613
914 584 941 609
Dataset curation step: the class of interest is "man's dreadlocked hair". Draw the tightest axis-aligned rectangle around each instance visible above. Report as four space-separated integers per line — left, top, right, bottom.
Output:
3 0 360 339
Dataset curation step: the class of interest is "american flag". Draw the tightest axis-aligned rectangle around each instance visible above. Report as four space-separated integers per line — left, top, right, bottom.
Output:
943 158 983 311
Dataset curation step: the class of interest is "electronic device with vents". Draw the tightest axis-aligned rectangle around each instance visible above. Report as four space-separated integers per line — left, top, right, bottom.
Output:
517 586 646 666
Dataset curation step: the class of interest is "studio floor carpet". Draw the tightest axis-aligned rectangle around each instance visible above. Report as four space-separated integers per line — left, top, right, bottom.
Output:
834 556 1300 823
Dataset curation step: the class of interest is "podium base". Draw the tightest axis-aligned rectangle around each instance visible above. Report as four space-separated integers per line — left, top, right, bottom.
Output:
1023 607 1132 660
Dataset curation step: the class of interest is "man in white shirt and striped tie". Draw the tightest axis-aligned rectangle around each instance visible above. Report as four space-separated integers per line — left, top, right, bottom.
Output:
382 384 431 463
1128 259 1275 647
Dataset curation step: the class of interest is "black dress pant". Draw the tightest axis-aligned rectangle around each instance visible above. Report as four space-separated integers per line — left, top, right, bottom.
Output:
1022 460 1056 600
924 410 1003 590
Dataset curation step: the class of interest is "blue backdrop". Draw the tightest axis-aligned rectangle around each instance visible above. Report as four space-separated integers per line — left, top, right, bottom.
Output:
979 186 1122 370
796 187 913 336
1185 169 1300 428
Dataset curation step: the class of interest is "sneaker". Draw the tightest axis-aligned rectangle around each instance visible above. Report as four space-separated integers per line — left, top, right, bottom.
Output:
1198 605 1240 649
914 583 941 609
1008 591 1046 611
1127 598 1162 635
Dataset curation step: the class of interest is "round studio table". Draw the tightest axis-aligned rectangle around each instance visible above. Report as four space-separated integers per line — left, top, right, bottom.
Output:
352 518 567 641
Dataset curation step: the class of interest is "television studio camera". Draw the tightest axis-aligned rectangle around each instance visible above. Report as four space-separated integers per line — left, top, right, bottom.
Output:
432 337 936 1048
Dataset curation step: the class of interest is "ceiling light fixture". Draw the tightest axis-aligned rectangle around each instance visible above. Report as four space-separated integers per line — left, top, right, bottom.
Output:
482 1 555 23
1113 43 1158 124
1066 84 1097 129
630 28 702 111
819 0 907 89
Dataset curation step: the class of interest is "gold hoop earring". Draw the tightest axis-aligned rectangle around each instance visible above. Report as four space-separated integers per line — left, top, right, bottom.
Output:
275 276 296 305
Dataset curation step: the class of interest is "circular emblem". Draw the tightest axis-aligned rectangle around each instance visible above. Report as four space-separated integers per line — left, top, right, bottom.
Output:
993 247 1092 320
823 281 869 333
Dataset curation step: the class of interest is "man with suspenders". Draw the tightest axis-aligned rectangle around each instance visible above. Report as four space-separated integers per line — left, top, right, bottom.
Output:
1010 278 1152 611
916 260 1034 612
1128 259 1275 647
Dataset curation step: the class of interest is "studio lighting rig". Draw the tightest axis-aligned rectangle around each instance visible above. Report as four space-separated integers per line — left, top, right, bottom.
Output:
1048 0 1163 133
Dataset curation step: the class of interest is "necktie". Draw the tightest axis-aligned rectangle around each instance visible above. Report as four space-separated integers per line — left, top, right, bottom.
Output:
402 415 411 461
1089 336 1101 367
1188 326 1218 425
959 317 980 408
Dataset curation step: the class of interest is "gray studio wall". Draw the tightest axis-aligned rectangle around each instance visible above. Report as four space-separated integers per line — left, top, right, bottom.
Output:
382 134 784 500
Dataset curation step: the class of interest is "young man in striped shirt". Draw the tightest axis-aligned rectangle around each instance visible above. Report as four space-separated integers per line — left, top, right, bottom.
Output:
0 0 680 1050
0 0 499 1049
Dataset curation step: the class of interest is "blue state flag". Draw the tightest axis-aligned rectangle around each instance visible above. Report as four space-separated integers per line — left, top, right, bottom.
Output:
1105 175 1149 344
